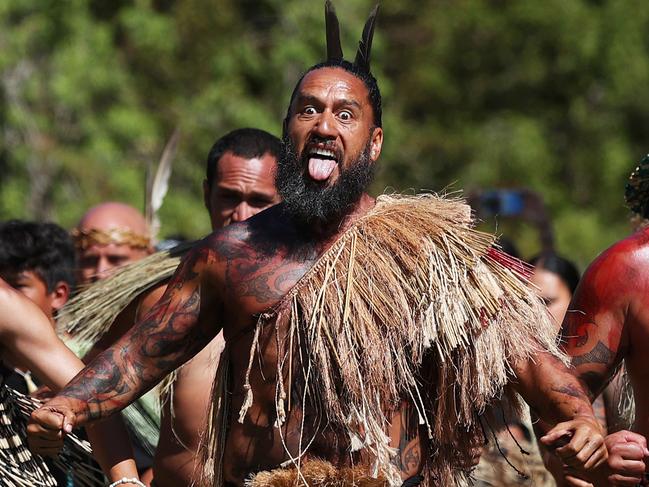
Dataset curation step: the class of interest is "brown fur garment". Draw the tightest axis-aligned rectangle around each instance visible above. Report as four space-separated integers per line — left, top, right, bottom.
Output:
245 459 388 487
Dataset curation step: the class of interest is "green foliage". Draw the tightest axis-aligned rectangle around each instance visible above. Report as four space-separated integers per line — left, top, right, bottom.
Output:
1 0 648 268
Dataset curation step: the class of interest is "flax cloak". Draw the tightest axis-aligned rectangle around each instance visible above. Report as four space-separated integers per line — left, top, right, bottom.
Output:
201 193 566 487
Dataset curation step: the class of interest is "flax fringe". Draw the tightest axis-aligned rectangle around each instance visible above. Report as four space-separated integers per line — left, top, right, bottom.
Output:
199 194 565 486
196 347 230 487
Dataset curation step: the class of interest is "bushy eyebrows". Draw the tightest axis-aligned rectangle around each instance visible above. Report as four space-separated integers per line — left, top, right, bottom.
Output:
295 93 362 110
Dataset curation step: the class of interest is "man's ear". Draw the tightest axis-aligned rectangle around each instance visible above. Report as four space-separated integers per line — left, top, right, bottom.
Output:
369 127 383 162
203 179 211 212
50 281 70 312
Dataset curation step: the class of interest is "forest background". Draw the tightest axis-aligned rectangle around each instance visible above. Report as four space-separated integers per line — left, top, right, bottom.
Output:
2 0 649 268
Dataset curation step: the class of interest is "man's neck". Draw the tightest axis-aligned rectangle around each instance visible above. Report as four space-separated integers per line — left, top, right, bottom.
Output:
309 193 375 241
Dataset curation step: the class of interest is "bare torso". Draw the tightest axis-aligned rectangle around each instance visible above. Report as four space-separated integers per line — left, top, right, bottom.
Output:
153 334 225 486
207 201 422 484
215 210 349 484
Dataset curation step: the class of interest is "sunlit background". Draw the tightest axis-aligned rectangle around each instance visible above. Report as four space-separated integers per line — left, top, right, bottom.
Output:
2 0 649 267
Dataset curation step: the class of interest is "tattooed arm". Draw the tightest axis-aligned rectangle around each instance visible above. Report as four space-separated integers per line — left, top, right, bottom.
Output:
555 248 648 485
510 347 607 479
29 240 222 434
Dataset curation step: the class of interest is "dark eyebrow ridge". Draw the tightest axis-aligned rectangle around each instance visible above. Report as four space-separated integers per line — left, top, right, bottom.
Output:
296 94 362 110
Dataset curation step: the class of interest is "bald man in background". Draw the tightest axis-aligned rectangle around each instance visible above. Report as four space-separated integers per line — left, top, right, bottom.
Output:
72 202 163 354
73 201 154 284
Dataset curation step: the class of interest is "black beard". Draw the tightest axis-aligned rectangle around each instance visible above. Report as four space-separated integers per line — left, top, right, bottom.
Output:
276 135 375 228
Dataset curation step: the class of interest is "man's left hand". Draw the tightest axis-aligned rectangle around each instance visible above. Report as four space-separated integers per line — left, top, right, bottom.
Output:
541 415 607 473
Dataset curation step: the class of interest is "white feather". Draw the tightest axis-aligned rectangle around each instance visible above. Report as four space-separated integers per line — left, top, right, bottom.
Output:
146 129 179 241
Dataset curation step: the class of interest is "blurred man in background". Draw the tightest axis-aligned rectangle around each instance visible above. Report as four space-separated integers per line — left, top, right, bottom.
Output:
151 127 281 487
72 201 153 285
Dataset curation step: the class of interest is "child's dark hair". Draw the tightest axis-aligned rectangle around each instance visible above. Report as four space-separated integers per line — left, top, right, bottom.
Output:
0 220 76 291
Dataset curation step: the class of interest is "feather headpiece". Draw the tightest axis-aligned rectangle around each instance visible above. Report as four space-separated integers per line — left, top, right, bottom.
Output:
324 0 379 74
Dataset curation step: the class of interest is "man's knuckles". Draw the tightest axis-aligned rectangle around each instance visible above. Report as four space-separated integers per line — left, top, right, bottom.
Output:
608 458 646 473
575 446 598 464
29 409 62 429
608 473 644 486
610 443 645 461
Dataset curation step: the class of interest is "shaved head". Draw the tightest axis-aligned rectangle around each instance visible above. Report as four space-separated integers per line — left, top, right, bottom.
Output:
78 202 149 237
74 202 152 284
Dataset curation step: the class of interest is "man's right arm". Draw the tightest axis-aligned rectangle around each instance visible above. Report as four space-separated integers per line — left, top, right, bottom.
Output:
558 249 648 485
32 241 222 429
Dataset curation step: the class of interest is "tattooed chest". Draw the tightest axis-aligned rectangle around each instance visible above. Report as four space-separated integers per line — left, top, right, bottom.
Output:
224 255 315 310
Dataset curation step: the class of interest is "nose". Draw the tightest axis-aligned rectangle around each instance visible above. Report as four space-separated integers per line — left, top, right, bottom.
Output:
232 202 253 222
313 109 337 139
95 256 113 279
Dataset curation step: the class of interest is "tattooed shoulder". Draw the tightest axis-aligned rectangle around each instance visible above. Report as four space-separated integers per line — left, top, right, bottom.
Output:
571 341 614 367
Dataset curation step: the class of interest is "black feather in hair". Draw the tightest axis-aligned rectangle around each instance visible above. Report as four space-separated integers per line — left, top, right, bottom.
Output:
354 4 379 73
325 0 343 62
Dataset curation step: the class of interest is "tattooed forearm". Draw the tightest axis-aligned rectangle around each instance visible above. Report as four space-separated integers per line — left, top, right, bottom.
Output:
551 384 590 401
59 353 137 420
61 290 206 420
58 245 218 422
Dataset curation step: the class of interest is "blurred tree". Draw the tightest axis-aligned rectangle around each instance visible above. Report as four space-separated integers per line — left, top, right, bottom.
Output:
1 0 648 266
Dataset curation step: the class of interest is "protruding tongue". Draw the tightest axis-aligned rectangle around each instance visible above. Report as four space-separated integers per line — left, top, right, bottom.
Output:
308 158 337 181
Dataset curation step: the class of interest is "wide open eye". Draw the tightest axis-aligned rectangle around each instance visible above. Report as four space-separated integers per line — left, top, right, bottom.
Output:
303 106 317 115
338 110 352 121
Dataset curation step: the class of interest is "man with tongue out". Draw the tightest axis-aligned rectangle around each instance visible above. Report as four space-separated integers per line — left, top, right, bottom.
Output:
275 70 379 228
29 3 609 487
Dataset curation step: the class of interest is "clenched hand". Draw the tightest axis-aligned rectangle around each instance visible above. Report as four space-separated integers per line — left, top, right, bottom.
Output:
27 399 77 457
